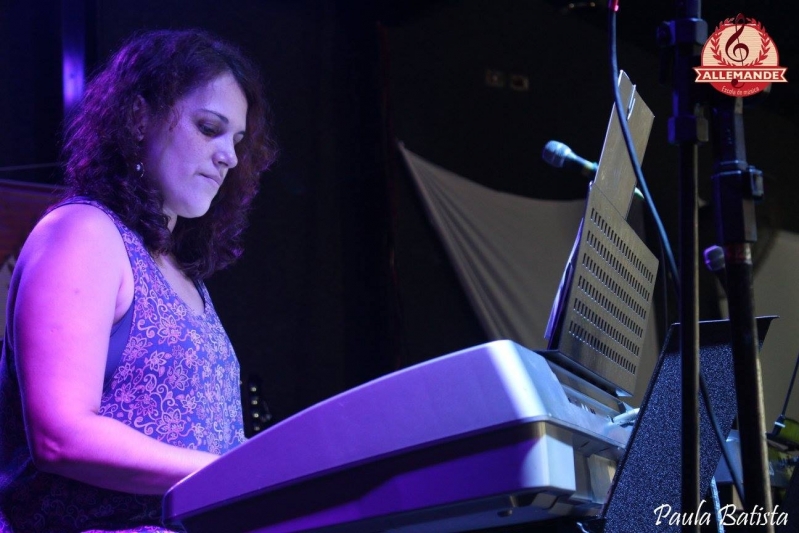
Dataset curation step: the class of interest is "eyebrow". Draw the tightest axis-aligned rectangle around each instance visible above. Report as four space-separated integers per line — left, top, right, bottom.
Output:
200 108 246 134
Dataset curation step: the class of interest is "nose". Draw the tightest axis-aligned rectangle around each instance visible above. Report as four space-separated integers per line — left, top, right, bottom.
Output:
214 140 239 173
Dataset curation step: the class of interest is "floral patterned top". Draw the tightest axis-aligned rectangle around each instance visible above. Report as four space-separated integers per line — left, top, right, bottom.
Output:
0 199 246 532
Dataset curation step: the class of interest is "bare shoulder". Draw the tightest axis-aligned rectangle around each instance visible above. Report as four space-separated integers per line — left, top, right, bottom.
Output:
31 203 122 242
16 203 130 299
20 203 126 264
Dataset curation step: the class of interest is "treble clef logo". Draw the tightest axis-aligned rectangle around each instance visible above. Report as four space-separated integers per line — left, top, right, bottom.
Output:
696 13 785 97
725 13 749 87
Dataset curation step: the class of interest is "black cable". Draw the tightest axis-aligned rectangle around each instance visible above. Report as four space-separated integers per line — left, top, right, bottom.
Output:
608 0 746 506
701 369 746 502
656 222 671 338
607 2 679 298
780 349 799 421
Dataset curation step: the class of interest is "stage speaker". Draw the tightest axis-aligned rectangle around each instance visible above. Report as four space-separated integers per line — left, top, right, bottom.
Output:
591 317 775 532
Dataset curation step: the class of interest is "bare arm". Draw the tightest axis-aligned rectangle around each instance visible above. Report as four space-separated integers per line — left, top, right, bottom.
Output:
14 204 218 495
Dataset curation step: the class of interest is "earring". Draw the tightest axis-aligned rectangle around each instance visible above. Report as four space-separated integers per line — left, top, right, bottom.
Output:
134 161 145 178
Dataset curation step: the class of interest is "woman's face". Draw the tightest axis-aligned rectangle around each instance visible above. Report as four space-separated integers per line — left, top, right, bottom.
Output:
142 72 248 229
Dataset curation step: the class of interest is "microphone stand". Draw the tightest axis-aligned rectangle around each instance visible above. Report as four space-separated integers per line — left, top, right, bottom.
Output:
659 3 707 531
710 93 773 532
662 2 774 531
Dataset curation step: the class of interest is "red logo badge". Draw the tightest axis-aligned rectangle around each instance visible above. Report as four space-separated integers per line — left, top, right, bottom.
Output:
694 14 787 97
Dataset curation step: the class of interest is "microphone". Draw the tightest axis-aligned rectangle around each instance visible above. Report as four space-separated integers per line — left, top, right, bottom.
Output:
541 139 644 201
703 245 727 292
542 140 598 179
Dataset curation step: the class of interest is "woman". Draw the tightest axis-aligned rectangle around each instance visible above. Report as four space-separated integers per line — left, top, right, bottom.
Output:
0 29 277 532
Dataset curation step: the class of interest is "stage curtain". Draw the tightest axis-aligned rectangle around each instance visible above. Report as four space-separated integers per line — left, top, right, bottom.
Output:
399 143 585 351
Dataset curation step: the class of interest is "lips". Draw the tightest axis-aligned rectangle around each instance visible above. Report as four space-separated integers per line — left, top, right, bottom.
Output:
201 173 223 187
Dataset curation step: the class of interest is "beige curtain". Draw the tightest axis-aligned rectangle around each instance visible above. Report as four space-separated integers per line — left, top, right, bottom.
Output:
399 144 585 351
399 144 661 402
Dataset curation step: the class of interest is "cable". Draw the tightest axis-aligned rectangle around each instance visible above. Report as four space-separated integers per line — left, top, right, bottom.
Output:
0 162 59 173
780 350 799 422
607 6 679 297
701 370 746 501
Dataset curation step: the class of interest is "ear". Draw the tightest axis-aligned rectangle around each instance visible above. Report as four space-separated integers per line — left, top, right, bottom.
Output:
132 95 149 142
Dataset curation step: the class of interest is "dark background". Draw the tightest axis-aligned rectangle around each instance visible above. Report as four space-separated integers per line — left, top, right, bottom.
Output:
2 0 798 426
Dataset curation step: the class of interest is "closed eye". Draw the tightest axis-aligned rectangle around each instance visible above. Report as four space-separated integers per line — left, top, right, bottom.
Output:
199 123 219 136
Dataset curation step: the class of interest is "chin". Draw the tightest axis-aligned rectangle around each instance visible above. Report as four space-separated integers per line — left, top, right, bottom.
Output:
191 207 214 219
179 202 214 220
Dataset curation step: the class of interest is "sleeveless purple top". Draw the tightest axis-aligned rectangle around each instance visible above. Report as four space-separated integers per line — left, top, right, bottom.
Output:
0 200 246 532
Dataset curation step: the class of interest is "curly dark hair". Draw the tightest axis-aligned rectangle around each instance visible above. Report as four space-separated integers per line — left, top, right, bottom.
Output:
63 29 278 279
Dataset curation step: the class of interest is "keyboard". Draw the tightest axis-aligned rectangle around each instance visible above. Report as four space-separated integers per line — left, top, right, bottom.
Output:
163 340 634 532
